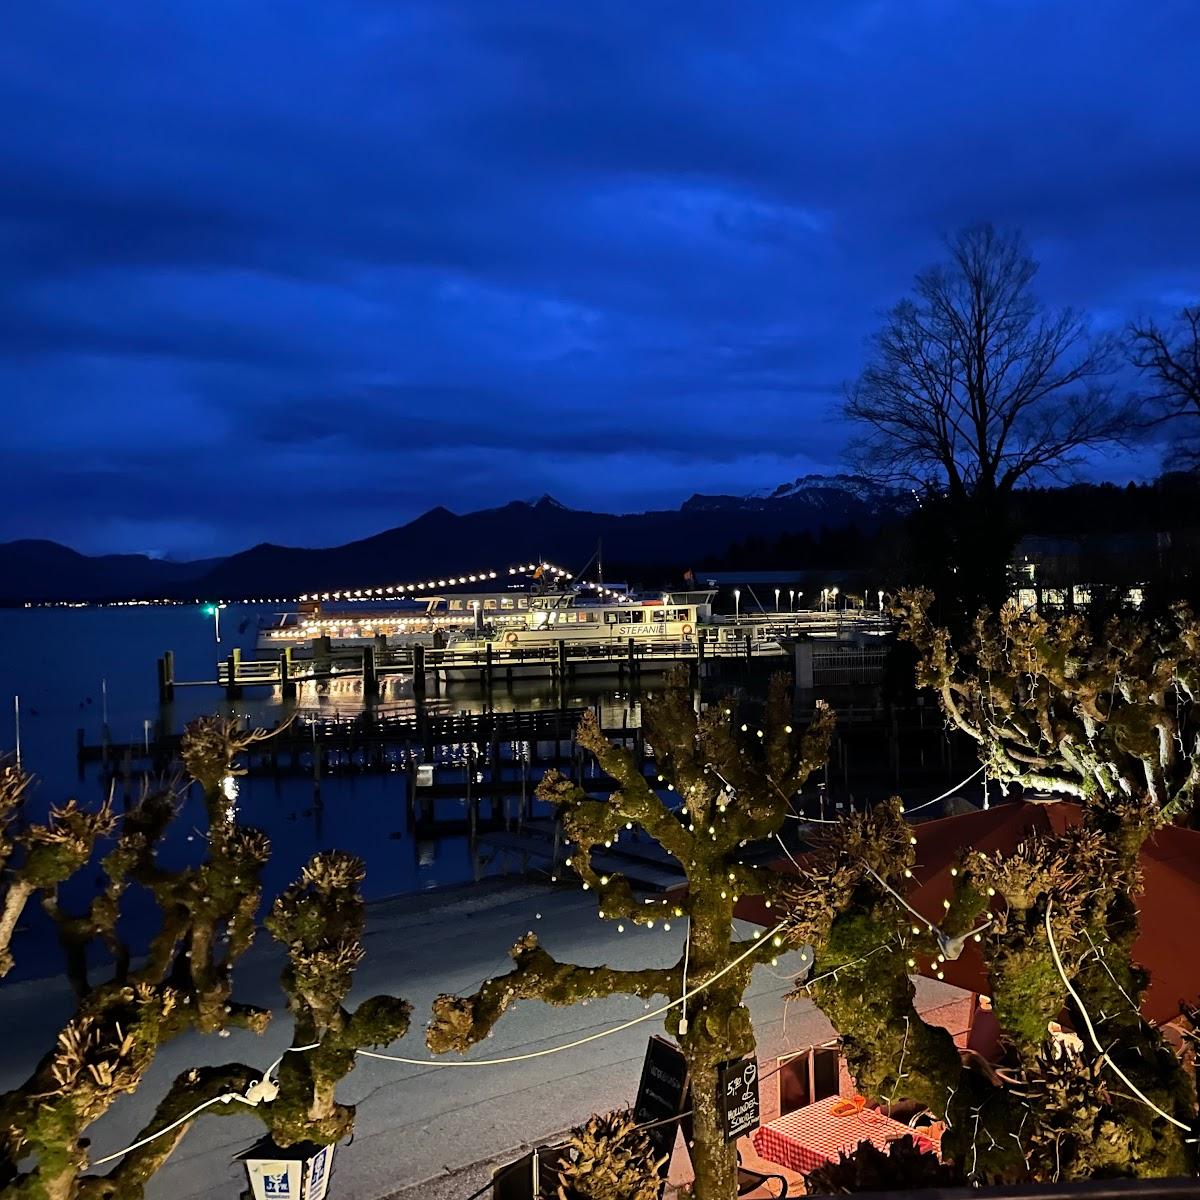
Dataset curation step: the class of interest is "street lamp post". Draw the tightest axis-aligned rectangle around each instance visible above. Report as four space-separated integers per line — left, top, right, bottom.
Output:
733 588 741 624
204 603 227 644
774 587 780 612
789 589 795 613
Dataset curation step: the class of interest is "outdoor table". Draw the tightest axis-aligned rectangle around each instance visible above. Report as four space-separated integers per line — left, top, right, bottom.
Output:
751 1101 937 1176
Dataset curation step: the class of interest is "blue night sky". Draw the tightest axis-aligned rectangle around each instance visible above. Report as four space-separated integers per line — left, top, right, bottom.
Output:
2 1 1198 558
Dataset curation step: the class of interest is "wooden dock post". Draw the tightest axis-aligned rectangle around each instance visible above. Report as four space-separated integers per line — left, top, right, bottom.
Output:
156 652 175 704
362 644 378 700
225 648 242 700
490 721 503 826
404 756 416 830
311 635 331 675
519 752 529 832
279 647 296 701
417 695 433 761
412 644 426 701
484 641 493 690
467 749 481 881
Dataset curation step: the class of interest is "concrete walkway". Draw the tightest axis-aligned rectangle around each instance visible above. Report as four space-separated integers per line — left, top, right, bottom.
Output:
0 878 960 1200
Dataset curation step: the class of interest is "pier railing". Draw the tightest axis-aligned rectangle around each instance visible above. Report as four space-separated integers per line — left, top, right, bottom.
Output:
151 626 890 704
208 636 792 691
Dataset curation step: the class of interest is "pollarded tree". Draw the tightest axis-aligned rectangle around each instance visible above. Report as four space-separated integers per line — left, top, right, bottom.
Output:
0 759 114 980
783 798 1197 1184
0 717 411 1200
778 593 1200 1186
426 672 834 1200
92 848 413 1199
0 719 274 1200
898 588 1200 819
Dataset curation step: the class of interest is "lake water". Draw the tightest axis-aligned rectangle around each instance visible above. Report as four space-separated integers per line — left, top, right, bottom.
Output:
0 604 646 978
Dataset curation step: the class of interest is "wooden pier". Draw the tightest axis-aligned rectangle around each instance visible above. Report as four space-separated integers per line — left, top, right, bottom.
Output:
78 706 600 769
154 634 800 704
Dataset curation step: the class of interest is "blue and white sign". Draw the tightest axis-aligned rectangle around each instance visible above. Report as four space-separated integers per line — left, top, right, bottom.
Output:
307 1146 332 1200
248 1160 301 1199
241 1141 337 1200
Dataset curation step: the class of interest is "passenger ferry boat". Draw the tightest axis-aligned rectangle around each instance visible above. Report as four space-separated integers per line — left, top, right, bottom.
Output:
256 585 801 657
437 589 720 681
450 591 711 648
255 588 585 653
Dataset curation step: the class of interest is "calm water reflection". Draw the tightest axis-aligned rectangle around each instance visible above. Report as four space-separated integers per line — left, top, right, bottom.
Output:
0 604 647 978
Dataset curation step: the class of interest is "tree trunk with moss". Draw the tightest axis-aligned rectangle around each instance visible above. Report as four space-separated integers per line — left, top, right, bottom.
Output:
427 671 834 1200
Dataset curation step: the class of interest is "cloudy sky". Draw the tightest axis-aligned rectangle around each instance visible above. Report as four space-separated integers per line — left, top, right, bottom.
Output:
2 1 1197 557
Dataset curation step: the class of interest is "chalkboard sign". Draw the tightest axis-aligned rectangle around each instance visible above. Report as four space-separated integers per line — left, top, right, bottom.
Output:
633 1035 692 1169
491 1145 562 1200
718 1055 761 1143
491 1149 535 1200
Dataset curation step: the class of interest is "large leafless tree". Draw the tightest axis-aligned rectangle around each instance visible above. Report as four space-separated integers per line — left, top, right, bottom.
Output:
844 225 1133 612
846 225 1129 501
1128 305 1200 466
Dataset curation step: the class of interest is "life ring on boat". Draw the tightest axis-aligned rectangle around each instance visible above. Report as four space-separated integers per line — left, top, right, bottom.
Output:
503 631 519 647
681 623 694 637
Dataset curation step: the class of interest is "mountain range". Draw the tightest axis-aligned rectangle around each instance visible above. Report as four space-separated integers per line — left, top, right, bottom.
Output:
0 474 905 604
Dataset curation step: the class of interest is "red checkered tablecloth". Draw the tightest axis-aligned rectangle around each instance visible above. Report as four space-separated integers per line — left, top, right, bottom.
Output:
751 1103 936 1176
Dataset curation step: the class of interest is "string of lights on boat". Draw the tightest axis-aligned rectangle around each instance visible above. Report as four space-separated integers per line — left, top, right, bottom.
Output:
297 560 628 604
25 560 628 609
221 560 639 640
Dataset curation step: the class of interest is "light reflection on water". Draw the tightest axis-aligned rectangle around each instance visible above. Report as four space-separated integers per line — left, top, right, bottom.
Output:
0 604 646 978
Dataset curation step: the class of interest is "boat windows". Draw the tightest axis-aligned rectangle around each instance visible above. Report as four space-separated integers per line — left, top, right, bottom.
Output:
604 609 645 624
449 599 465 611
484 599 498 610
501 598 514 609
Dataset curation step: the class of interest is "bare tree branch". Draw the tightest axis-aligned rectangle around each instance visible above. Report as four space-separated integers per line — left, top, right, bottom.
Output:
846 225 1131 498
1128 306 1200 467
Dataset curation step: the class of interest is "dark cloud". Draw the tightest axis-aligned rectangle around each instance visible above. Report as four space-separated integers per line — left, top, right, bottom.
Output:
1 0 1198 556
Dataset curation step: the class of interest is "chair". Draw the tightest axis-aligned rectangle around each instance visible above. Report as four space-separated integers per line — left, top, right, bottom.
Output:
736 1150 789 1198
